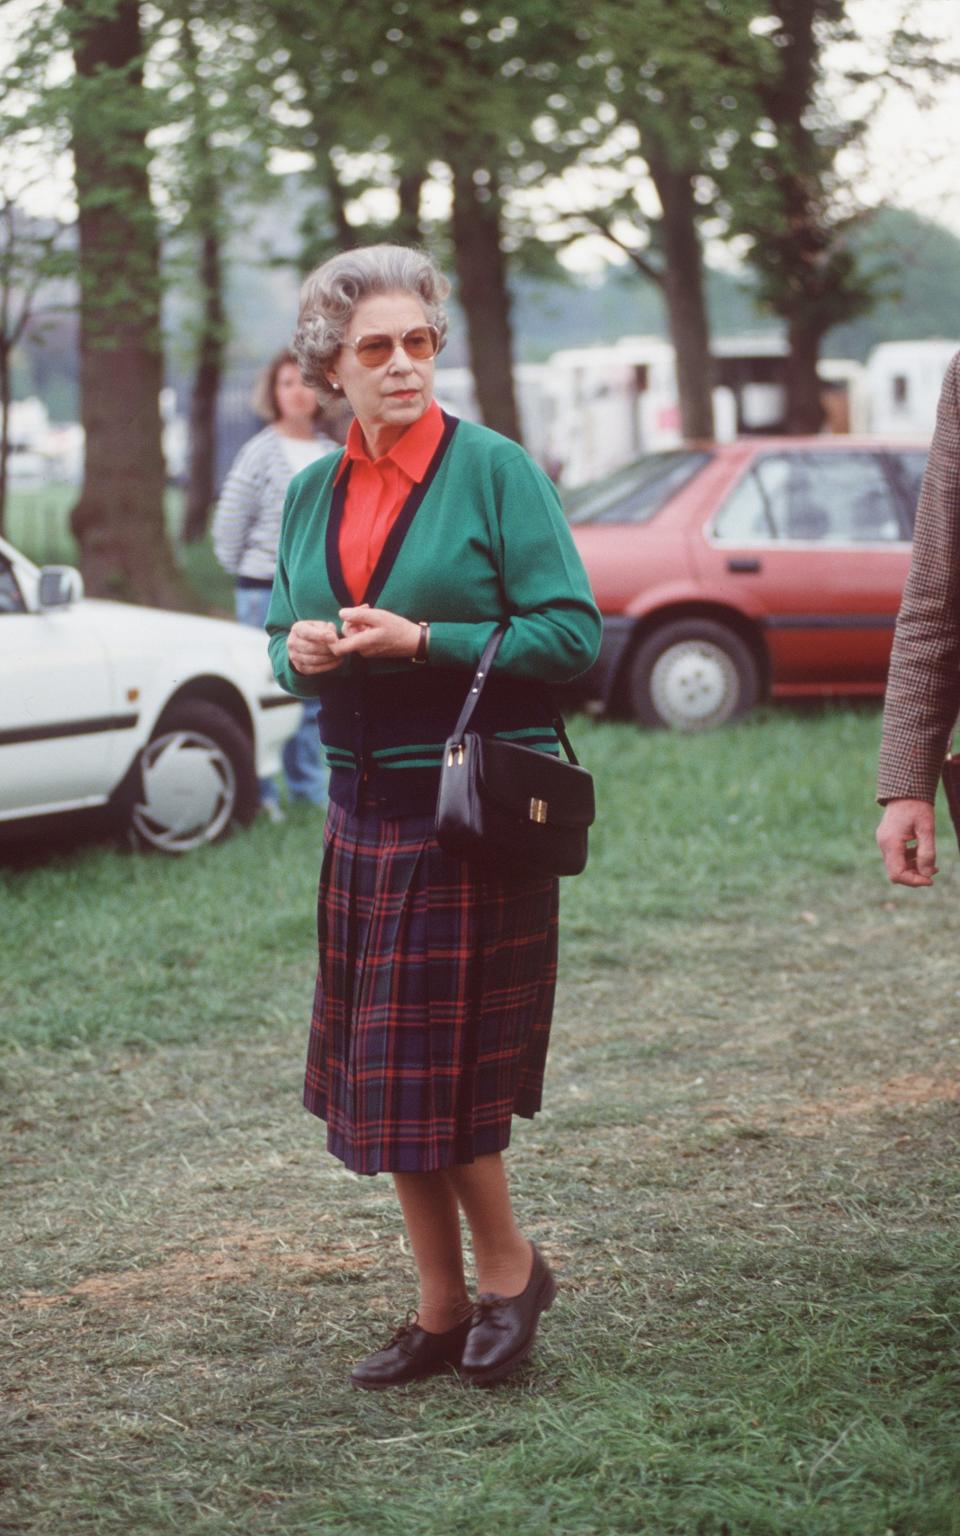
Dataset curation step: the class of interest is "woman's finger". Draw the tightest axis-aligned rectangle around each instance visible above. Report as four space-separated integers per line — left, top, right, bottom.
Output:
333 628 381 654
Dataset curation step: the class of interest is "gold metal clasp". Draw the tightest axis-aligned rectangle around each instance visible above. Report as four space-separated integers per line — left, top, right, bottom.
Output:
447 744 465 767
529 797 548 824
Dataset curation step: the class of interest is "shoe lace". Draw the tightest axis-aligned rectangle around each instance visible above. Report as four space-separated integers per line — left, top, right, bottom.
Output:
471 1294 511 1331
385 1310 421 1354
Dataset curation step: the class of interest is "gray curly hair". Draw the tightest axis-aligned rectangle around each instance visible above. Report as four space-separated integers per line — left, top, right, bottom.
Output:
293 244 450 401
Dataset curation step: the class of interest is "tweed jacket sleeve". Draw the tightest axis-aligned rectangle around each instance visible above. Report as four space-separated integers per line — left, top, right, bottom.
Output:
877 352 960 803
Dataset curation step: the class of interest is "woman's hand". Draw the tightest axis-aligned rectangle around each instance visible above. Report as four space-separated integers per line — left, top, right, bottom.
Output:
334 605 421 660
288 619 343 675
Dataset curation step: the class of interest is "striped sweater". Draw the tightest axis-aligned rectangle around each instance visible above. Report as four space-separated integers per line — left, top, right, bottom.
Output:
212 425 337 581
266 413 602 814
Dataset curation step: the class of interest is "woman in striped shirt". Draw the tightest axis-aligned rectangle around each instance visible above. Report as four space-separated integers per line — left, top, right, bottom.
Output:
212 350 338 817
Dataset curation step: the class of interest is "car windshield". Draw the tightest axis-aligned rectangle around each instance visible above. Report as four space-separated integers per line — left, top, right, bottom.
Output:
564 449 713 526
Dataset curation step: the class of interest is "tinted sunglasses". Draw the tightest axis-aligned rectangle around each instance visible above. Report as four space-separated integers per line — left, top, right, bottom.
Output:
341 324 440 369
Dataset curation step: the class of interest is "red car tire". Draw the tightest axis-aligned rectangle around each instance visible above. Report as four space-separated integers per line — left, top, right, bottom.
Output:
628 619 760 731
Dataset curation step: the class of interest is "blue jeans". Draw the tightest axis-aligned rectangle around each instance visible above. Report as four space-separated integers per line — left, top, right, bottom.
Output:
235 585 328 807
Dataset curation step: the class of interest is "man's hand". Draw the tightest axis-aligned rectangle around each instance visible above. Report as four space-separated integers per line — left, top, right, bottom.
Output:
876 797 938 886
334 606 421 660
288 619 343 675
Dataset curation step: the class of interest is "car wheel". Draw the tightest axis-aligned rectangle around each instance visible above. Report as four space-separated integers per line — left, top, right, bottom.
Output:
628 619 760 731
128 700 258 853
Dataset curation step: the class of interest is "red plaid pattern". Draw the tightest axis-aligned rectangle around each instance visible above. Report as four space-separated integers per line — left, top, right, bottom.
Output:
304 801 559 1175
878 352 960 802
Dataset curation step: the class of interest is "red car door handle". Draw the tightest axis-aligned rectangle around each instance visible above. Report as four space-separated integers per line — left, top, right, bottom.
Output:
727 557 762 573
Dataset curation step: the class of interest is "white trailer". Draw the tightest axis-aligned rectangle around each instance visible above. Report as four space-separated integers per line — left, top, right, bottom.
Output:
511 335 866 488
866 339 960 437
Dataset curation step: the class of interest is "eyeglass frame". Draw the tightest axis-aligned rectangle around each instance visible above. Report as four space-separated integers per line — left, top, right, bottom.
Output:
339 324 441 369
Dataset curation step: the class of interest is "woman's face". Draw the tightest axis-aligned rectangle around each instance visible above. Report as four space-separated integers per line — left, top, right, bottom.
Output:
275 361 319 426
327 290 436 451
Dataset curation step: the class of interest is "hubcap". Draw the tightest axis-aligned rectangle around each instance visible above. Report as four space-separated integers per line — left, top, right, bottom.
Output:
649 639 740 730
132 728 236 852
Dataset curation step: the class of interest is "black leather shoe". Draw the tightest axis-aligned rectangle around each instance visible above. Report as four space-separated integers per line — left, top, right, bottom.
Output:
349 1313 472 1391
461 1244 557 1387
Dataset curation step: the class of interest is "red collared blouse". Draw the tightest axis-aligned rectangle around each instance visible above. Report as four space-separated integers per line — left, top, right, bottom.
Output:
336 399 446 603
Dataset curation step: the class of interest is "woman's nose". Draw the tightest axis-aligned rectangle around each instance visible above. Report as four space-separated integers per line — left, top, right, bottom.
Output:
388 343 414 372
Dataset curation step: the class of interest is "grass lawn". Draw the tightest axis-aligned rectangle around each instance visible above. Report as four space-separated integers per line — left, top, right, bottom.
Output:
3 710 960 1535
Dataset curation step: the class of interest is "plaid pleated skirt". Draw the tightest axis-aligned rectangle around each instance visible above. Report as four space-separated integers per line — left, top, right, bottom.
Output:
304 799 559 1175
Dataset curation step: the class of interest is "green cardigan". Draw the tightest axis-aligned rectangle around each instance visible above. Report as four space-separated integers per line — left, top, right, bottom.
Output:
266 413 601 813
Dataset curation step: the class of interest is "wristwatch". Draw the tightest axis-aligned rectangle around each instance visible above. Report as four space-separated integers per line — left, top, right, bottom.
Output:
411 621 429 664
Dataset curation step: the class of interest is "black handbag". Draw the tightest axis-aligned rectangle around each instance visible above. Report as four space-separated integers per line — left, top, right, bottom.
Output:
435 627 596 877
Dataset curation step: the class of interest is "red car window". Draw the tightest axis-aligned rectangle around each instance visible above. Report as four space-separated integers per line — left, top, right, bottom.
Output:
714 451 904 544
565 449 713 525
888 450 928 530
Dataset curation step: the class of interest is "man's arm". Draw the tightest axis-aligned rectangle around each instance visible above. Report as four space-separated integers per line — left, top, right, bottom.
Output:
877 353 960 807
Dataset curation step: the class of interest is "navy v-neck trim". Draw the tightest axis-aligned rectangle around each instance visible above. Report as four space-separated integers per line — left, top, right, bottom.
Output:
325 410 460 609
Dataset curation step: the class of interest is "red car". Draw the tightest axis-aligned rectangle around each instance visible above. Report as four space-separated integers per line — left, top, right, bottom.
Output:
565 438 928 730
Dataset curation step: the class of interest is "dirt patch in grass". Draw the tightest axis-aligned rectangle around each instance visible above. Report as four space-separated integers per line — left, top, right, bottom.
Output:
691 1069 960 1138
17 1221 379 1310
779 1069 960 1134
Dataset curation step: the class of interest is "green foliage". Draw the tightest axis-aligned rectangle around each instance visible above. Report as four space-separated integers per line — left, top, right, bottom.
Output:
3 0 959 452
722 2 957 346
509 0 769 273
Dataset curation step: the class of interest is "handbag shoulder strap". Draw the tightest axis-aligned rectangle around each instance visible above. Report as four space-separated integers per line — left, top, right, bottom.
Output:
553 714 580 766
450 626 505 741
450 624 581 766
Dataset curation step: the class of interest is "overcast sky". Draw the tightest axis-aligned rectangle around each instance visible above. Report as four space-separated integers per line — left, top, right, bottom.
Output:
832 0 960 238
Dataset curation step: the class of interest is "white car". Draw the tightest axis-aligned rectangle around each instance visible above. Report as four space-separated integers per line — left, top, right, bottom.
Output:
0 536 301 853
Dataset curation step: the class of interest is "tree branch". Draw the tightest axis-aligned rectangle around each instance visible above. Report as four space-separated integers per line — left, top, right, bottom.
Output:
583 212 665 286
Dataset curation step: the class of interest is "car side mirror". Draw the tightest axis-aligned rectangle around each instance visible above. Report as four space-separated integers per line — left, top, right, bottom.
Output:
38 565 85 609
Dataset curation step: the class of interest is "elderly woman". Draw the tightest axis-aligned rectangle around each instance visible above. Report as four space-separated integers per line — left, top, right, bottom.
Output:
266 244 600 1390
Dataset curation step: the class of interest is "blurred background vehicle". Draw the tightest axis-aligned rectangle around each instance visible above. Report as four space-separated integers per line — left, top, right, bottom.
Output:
0 536 300 852
565 437 927 731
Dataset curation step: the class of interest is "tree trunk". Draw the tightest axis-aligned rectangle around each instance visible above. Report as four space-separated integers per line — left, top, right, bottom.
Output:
66 0 183 605
785 317 826 433
450 162 521 443
181 224 226 542
753 0 835 431
180 16 226 545
771 0 822 434
646 143 715 440
323 149 354 249
396 167 425 246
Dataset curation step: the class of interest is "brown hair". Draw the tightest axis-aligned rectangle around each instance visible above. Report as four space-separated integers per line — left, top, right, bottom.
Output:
252 348 325 424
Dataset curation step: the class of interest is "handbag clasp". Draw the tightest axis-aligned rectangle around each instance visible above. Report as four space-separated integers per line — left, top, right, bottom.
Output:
529 797 548 824
447 743 465 767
